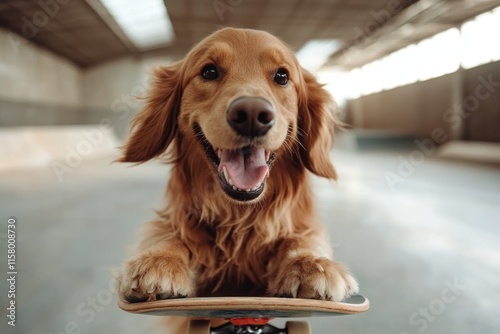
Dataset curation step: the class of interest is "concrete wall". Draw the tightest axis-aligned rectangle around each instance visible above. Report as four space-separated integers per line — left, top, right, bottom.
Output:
81 55 174 138
82 55 172 109
463 61 500 142
345 73 456 139
0 26 174 138
0 27 83 126
0 28 81 107
344 61 500 143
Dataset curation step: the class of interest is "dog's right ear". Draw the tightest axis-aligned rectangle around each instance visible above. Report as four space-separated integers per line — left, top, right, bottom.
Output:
119 62 183 163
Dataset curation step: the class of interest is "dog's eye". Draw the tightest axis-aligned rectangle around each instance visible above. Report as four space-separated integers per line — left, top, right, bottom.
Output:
201 65 219 80
274 69 288 85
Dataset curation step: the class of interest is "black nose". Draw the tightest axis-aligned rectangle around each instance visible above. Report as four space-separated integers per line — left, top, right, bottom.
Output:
226 97 275 137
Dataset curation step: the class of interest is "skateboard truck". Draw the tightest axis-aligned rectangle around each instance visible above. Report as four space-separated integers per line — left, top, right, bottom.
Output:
210 323 284 334
209 318 287 334
210 324 285 334
191 319 308 334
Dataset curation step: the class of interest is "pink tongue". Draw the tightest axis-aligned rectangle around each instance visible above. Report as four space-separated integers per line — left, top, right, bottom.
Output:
219 147 268 190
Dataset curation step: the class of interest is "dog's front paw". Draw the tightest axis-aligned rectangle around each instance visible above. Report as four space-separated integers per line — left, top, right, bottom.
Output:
268 254 359 301
116 250 195 303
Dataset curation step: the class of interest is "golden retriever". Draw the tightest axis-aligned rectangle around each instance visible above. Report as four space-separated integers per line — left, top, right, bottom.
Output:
116 27 358 314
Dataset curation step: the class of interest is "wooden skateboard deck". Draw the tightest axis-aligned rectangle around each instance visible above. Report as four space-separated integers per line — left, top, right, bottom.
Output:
118 295 369 318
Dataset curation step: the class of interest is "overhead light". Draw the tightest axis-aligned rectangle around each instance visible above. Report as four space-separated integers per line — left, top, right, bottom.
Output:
295 39 342 72
461 6 500 69
99 0 175 50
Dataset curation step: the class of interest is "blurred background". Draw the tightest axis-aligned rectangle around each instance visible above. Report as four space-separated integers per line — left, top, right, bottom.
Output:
1 0 499 333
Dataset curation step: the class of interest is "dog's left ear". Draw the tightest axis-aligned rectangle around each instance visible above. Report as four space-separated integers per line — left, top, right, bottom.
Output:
119 62 183 163
297 69 337 180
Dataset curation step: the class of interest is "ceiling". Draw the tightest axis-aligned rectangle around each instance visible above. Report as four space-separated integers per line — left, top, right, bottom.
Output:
0 0 499 69
0 0 133 67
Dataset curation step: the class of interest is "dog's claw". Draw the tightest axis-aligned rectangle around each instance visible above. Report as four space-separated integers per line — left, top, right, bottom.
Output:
268 256 359 302
124 294 149 303
156 293 171 300
117 251 195 303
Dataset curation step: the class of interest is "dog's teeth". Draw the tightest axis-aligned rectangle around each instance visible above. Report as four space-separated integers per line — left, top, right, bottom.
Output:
265 150 270 160
232 186 237 191
221 166 234 186
246 188 251 192
222 166 229 183
217 149 222 159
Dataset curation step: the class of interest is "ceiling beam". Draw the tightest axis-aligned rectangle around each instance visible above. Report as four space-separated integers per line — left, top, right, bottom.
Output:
84 0 138 54
326 0 500 70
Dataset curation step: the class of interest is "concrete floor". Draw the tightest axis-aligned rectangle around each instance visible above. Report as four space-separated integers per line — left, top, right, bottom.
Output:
1 145 499 334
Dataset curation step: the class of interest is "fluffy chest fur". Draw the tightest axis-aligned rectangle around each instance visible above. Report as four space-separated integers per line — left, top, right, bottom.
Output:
160 148 315 295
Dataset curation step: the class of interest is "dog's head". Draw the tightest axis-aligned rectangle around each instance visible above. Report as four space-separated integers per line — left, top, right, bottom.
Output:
120 28 337 203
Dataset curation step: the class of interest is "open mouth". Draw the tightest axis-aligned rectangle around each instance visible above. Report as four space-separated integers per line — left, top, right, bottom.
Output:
194 124 275 201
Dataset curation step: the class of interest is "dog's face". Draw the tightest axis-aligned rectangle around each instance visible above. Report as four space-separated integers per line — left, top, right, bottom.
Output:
178 29 300 201
120 28 337 203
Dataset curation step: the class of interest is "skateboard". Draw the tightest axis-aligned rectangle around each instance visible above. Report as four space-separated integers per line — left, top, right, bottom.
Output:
118 295 369 334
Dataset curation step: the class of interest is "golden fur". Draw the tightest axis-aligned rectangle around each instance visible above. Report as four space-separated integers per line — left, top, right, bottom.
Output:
116 28 358 324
